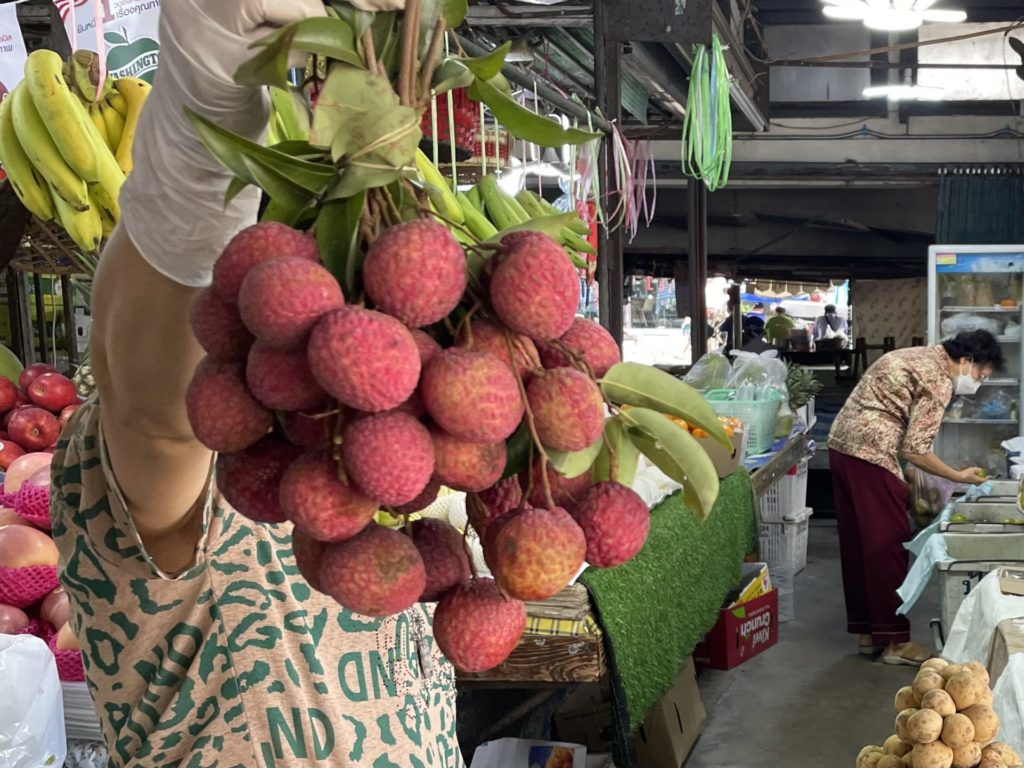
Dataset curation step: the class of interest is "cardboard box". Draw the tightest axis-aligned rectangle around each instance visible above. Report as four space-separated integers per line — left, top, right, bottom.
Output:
635 656 706 768
727 563 772 609
988 617 1024 686
693 588 779 671
694 428 747 478
998 567 1024 597
554 683 615 754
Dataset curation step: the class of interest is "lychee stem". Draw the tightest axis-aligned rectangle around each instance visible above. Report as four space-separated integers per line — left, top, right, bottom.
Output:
398 0 422 107
360 28 384 77
419 19 447 104
504 332 555 509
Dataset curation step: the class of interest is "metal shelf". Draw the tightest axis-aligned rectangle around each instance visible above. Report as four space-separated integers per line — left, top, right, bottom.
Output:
981 378 1020 387
940 306 1021 313
996 335 1021 343
944 418 1018 425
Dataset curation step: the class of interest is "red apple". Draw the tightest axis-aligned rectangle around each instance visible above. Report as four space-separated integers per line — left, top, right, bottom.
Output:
0 524 58 567
4 452 52 493
0 438 26 469
7 407 60 452
55 622 79 650
0 508 29 527
0 377 18 415
58 403 82 430
27 372 78 413
40 587 69 629
3 405 28 431
18 363 57 392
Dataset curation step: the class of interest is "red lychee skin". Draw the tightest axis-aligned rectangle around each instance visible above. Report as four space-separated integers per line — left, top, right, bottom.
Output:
291 527 327 593
190 288 254 362
570 482 650 567
245 342 327 412
421 349 524 443
319 524 426 617
433 578 526 673
363 220 468 327
212 222 319 304
527 367 605 452
280 452 379 542
238 258 345 349
470 477 523 540
431 429 507 492
410 518 471 602
282 410 334 449
307 307 421 412
491 507 586 600
456 319 541 382
401 330 443 418
217 437 302 524
342 411 434 505
396 478 442 516
536 318 621 379
186 357 272 452
522 460 592 509
489 232 579 341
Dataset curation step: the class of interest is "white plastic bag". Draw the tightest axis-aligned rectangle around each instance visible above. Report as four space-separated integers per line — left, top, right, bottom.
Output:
0 634 67 767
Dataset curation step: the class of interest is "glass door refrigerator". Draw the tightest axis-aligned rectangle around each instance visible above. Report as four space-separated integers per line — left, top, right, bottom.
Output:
928 245 1024 477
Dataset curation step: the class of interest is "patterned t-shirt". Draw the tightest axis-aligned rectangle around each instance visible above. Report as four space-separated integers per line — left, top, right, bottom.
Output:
50 400 463 768
829 345 954 477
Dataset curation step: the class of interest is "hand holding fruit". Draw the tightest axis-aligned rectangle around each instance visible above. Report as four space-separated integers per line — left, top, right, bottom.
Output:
953 467 986 486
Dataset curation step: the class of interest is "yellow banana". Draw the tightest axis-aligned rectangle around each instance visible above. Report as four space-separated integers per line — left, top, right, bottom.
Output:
50 183 102 253
113 77 151 175
100 99 125 153
88 103 111 152
70 97 124 223
23 49 98 183
414 149 463 224
0 90 55 221
107 92 127 120
10 84 90 211
94 190 116 238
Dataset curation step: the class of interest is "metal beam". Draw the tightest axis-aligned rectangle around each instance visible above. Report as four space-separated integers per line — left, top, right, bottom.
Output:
465 4 591 28
688 181 709 359
623 43 687 118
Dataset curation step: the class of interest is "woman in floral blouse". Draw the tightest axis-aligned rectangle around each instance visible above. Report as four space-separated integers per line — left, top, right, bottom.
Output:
828 330 1002 665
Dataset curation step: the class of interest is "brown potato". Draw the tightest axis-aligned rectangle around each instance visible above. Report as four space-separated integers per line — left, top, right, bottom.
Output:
859 746 885 768
940 713 975 749
940 663 965 682
901 753 914 768
978 758 1009 768
908 709 944 745
912 741 954 768
920 689 956 718
921 658 950 674
963 661 991 688
982 743 1021 766
878 756 904 768
977 686 994 706
860 752 885 768
950 742 982 768
962 704 999 743
897 709 919 744
896 685 922 712
885 734 914 758
944 672 984 711
914 671 946 700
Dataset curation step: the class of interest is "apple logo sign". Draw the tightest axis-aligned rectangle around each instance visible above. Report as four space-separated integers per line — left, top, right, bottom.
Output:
104 27 159 85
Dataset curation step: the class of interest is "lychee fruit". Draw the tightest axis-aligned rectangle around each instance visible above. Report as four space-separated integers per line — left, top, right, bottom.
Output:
456 319 541 381
489 232 579 341
527 367 605 452
217 437 302 524
469 476 523 540
282 409 334 449
421 349 524 443
410 518 471 601
363 219 468 327
212 222 319 304
246 342 326 411
291 528 326 593
395 478 442 516
190 288 254 361
319 524 426 617
280 452 378 542
537 318 621 378
342 411 434 505
307 307 421 412
521 459 592 509
238 258 344 349
400 330 443 418
570 482 650 567
433 577 526 673
431 429 507 492
186 357 271 452
490 506 586 600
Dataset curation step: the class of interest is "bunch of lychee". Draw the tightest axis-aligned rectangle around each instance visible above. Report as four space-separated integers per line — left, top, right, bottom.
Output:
187 219 651 673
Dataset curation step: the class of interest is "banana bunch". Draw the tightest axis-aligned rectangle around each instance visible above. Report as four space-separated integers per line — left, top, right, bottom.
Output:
414 149 596 262
0 49 150 253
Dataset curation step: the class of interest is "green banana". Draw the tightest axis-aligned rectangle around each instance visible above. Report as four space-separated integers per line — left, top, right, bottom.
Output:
51 183 101 252
23 49 98 182
513 188 594 253
457 192 498 241
465 185 484 213
563 231 596 255
503 191 533 224
479 175 523 231
523 189 591 236
0 91 55 221
414 149 463 225
10 84 90 211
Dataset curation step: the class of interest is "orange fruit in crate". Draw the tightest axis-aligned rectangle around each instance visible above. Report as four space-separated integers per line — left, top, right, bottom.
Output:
692 428 710 439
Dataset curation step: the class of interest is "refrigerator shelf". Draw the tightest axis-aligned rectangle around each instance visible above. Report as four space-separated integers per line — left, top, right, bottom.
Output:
943 418 1018 425
981 378 1020 387
940 306 1021 313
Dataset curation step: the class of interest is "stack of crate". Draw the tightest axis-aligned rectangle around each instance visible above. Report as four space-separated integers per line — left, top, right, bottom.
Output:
758 458 812 622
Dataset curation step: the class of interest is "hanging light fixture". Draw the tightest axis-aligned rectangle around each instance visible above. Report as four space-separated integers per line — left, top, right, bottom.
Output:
863 68 944 100
820 0 966 32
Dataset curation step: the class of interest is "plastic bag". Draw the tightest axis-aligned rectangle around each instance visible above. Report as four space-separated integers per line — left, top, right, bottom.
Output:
683 351 732 391
978 390 1013 420
726 351 787 395
940 312 1001 337
948 397 978 420
907 466 958 527
0 634 66 767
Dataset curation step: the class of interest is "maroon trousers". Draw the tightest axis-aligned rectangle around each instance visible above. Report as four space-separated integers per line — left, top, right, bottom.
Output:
829 449 912 645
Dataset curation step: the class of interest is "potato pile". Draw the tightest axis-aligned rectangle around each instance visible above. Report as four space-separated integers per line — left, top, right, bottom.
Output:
856 659 1021 768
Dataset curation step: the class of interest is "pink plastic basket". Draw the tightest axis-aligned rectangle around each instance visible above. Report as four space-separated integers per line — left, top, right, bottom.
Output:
0 564 59 608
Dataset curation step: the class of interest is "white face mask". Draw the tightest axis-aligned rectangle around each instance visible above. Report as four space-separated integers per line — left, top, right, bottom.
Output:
954 361 981 396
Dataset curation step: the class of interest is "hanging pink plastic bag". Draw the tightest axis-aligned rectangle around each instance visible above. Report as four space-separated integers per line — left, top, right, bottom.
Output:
907 466 958 527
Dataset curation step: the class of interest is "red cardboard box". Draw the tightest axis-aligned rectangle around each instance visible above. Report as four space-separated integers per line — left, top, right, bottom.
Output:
693 588 779 670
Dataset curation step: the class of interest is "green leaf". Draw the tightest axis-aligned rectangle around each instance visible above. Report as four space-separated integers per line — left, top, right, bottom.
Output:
269 87 311 143
311 63 398 148
234 26 299 90
440 0 468 26
260 197 311 227
270 140 330 161
548 435 604 479
316 192 366 298
327 165 404 200
487 213 580 243
431 58 475 95
236 18 363 89
104 32 127 46
502 423 532 480
328 1 375 38
602 362 730 449
469 77 603 147
240 155 314 214
224 176 251 206
593 416 640 486
619 407 720 518
462 42 511 81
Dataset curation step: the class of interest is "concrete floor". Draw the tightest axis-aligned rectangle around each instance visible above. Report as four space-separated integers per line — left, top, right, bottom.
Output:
687 521 940 768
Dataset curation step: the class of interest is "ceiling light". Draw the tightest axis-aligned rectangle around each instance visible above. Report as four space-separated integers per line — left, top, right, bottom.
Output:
862 84 942 99
820 0 967 31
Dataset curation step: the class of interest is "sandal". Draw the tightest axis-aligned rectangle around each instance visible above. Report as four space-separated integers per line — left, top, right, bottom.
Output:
882 642 933 666
858 634 884 655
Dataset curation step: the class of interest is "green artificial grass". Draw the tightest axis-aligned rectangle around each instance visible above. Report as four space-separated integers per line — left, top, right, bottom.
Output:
581 470 757 736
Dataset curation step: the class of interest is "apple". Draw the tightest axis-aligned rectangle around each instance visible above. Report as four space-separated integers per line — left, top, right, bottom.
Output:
58 403 82 430
28 372 78 413
0 603 30 634
4 452 52 493
40 587 69 629
0 524 58 567
0 508 29 527
3 404 28 431
0 377 18 415
0 439 25 470
7 407 60 452
55 621 79 651
18 363 58 392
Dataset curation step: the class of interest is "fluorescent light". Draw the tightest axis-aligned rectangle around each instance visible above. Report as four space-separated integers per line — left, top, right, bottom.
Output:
864 9 923 30
820 0 967 30
824 5 868 21
922 9 967 21
863 84 945 100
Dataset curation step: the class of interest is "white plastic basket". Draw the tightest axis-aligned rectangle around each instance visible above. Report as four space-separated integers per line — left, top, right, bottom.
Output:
760 459 810 523
759 507 813 573
768 562 796 623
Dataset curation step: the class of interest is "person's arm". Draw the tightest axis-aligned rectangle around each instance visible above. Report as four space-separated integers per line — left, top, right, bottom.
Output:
899 389 984 486
900 450 984 485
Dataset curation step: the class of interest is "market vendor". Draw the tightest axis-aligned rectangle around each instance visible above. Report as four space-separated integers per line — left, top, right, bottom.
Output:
828 330 1002 666
48 1 461 766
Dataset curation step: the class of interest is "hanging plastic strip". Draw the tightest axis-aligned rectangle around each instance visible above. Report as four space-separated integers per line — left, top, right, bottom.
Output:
682 33 733 192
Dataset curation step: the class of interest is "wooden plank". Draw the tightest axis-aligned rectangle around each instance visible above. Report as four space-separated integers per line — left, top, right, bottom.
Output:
459 632 605 685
